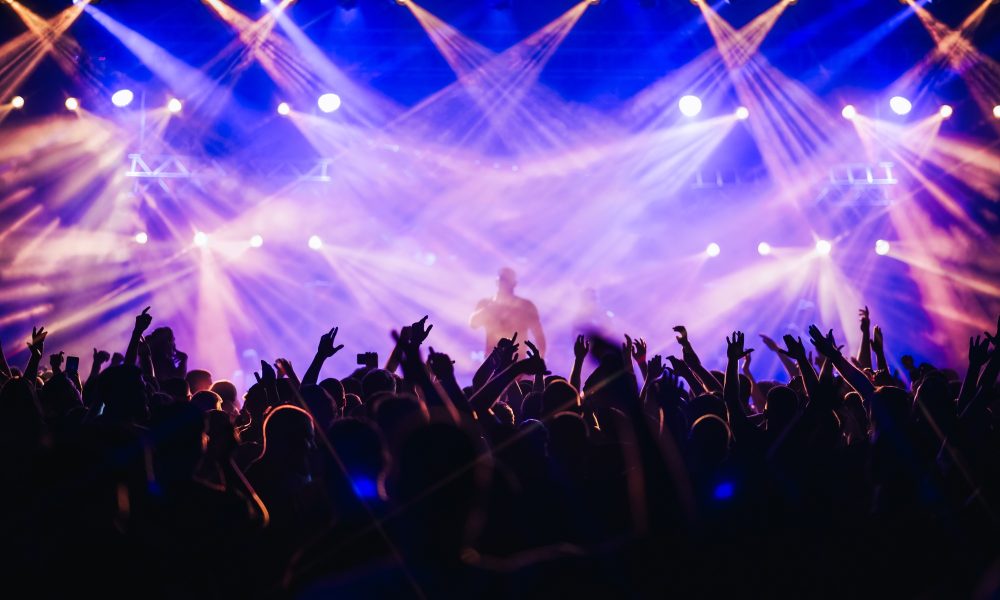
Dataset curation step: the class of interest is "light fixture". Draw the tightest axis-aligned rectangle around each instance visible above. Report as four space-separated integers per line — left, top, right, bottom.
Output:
841 104 857 120
815 239 832 256
735 106 749 120
167 98 183 113
757 242 771 256
317 93 341 113
277 102 291 116
65 97 79 111
889 95 912 115
10 95 24 109
706 242 720 257
111 89 134 108
678 95 702 117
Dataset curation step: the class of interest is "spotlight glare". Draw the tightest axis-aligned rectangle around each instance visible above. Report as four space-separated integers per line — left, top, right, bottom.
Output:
308 235 323 250
111 89 134 108
705 242 721 257
678 95 703 117
735 106 749 120
841 104 857 120
815 239 832 256
277 101 291 116
167 98 183 113
134 232 148 245
249 234 264 248
889 95 912 115
992 105 999 119
65 97 79 111
193 231 208 247
875 239 891 256
938 104 952 119
10 96 24 109
317 93 342 113
757 242 771 256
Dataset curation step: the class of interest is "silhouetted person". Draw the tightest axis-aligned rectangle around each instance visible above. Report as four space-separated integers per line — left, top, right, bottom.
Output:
470 267 546 357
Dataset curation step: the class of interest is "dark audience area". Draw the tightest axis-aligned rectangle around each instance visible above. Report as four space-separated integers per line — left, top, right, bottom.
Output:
2 307 999 599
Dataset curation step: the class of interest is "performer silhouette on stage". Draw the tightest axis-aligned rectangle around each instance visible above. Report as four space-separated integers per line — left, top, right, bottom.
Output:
470 267 546 357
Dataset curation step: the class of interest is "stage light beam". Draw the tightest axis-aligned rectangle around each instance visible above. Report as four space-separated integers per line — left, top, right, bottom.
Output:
706 242 721 257
111 89 134 107
194 231 208 247
167 98 183 113
317 93 342 113
277 101 291 116
65 97 79 111
757 242 771 256
875 240 891 256
134 232 148 244
10 96 24 109
250 234 264 248
308 235 323 250
735 106 749 120
815 239 832 256
842 104 857 120
889 95 912 115
939 104 953 119
679 95 703 117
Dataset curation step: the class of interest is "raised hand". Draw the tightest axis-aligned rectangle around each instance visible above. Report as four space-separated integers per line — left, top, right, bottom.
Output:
409 315 433 346
317 327 344 358
969 335 992 368
859 306 870 332
631 337 647 365
93 348 111 365
780 334 808 362
522 340 548 375
134 306 152 335
28 326 48 357
573 334 590 361
808 325 842 359
872 325 884 353
673 325 690 347
494 333 519 370
137 336 151 358
726 331 753 361
759 334 781 352
647 354 665 380
49 351 64 373
741 347 753 373
274 358 295 378
427 346 456 380
254 360 277 385
656 367 685 407
985 315 1000 348
111 352 125 367
622 334 633 359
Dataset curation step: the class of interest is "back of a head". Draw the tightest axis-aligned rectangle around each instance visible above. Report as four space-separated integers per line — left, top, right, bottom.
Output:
765 385 798 428
262 405 316 457
319 378 346 411
871 385 912 436
150 401 205 484
98 365 149 424
374 393 428 444
542 380 579 417
210 379 239 416
191 390 223 413
160 377 190 404
688 413 731 469
548 412 588 459
362 369 396 401
688 393 727 422
301 384 337 430
185 369 213 394
40 373 83 418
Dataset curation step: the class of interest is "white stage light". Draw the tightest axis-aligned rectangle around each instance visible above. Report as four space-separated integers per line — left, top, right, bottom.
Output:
10 96 24 109
277 102 291 116
735 106 749 120
706 242 720 257
308 235 323 250
994 105 1000 119
875 239 890 255
250 234 264 248
193 231 208 247
135 232 148 244
757 242 771 256
317 93 342 113
815 239 832 255
841 104 857 120
678 95 703 117
889 96 912 115
111 89 134 108
938 105 952 119
167 98 183 113
65 97 79 111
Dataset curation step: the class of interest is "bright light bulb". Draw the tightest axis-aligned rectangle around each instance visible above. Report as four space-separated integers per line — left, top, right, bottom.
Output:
875 239 890 256
757 242 771 256
134 232 148 244
193 231 208 247
889 96 912 115
65 97 79 111
249 234 264 248
815 239 832 256
938 105 952 119
735 106 749 120
308 235 323 250
167 98 183 113
10 96 24 109
111 89 134 108
706 242 720 257
678 95 703 117
317 93 342 113
277 102 291 116
994 105 1000 119
841 104 857 120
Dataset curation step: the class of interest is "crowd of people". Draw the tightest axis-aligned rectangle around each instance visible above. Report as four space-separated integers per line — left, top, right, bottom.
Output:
1 302 999 599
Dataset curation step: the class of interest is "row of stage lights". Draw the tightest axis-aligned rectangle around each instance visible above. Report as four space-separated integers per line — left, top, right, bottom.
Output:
132 230 890 258
9 91 999 121
704 239 891 258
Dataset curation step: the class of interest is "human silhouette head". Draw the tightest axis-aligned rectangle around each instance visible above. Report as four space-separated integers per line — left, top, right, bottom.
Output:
191 390 222 413
209 379 239 420
497 267 517 295
185 369 212 394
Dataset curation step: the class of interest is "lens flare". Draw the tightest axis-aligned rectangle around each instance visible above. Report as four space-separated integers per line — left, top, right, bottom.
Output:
317 93 342 113
889 95 912 115
706 242 721 257
757 242 771 256
875 239 891 256
111 89 134 108
678 95 703 117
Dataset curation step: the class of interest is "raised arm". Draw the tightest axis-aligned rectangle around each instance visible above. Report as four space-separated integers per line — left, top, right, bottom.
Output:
24 326 48 381
303 327 344 386
780 334 819 401
631 337 648 381
760 334 799 380
674 325 722 393
808 325 875 403
723 332 756 440
855 306 873 371
427 347 471 415
528 303 546 358
871 325 889 373
124 307 152 367
571 334 589 392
